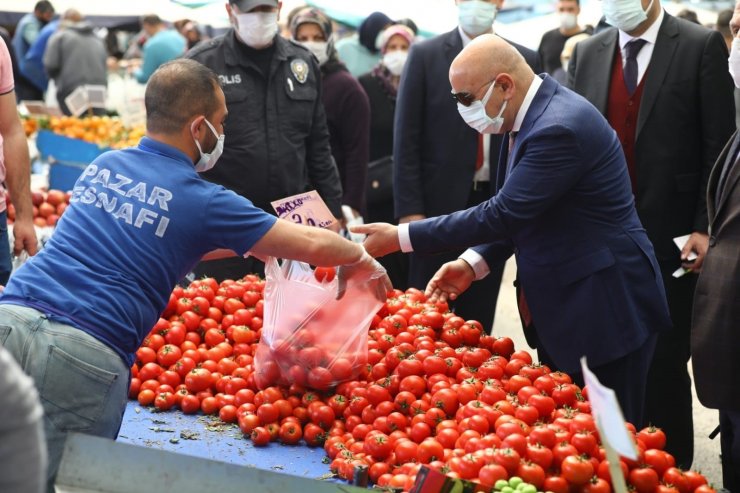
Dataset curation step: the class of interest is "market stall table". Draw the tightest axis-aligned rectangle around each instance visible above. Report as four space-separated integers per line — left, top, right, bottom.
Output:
117 400 339 481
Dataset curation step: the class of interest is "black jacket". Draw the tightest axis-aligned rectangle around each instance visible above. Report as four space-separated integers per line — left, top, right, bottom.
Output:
186 32 342 217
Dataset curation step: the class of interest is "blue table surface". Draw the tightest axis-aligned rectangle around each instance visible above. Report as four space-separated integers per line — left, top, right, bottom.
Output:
117 400 339 482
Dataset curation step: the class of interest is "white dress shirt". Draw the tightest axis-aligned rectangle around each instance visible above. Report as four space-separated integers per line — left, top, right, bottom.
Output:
398 75 544 280
618 8 664 87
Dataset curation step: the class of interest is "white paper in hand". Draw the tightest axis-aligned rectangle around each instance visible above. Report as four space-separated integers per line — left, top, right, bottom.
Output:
673 234 698 261
580 357 637 460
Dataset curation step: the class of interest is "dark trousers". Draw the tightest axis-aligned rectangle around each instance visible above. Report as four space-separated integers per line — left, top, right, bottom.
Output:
367 200 409 291
720 410 740 492
407 186 504 333
644 267 696 469
534 328 658 428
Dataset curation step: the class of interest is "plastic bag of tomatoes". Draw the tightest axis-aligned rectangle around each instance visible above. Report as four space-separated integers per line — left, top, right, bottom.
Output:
253 257 386 391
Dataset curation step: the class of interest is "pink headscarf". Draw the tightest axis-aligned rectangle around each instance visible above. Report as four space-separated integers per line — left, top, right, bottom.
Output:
377 25 415 54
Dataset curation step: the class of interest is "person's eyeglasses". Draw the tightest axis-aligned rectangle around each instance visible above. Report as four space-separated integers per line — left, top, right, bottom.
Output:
451 90 476 107
451 80 495 107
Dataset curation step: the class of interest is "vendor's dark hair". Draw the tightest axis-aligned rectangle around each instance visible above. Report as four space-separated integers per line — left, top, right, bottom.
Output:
145 59 221 134
35 1 54 14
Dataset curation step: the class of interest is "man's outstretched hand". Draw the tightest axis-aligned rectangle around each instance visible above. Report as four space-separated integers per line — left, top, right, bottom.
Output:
351 223 401 258
425 259 476 302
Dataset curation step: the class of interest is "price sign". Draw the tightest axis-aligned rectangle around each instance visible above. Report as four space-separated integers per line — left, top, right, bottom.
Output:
271 191 336 229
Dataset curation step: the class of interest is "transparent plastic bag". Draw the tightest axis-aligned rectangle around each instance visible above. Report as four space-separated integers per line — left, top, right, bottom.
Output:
253 257 386 391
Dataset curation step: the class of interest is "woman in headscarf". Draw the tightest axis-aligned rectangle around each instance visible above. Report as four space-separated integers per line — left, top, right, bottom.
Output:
291 8 370 221
357 23 416 289
335 11 392 77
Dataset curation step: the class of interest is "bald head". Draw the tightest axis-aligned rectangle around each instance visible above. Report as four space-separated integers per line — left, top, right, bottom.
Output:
450 34 532 91
450 34 535 134
63 9 82 22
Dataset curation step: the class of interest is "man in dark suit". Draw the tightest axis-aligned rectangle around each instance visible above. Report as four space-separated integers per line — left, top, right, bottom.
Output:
393 0 540 332
357 34 672 427
567 0 735 467
693 9 740 482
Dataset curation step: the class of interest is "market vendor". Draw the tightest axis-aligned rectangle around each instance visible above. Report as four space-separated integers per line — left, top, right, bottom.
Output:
0 36 38 284
355 35 672 428
0 58 390 492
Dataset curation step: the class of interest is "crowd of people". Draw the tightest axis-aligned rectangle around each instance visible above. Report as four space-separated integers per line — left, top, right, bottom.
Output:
0 0 739 491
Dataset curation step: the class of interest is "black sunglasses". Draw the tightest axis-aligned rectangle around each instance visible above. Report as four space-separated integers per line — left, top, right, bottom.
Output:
451 79 497 107
451 91 476 107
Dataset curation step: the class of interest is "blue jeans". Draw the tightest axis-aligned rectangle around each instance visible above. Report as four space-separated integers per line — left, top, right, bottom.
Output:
0 211 12 285
0 305 129 493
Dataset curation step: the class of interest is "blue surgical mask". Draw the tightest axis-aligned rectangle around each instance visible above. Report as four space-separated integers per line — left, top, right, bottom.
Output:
602 0 654 33
458 1 498 37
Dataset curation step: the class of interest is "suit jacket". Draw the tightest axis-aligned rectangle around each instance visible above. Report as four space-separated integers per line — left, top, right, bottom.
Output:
567 15 735 266
408 76 672 373
692 130 740 411
393 29 541 219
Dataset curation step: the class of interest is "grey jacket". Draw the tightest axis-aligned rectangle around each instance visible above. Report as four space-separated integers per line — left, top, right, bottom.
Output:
44 21 107 97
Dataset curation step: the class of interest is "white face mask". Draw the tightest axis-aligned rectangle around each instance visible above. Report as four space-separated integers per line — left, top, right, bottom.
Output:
298 40 329 66
193 118 224 173
729 37 740 89
559 12 578 30
234 12 278 48
458 0 498 37
383 50 408 76
602 0 654 33
457 79 508 134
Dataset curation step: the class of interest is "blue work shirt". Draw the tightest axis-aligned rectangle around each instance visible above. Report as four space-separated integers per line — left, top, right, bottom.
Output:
1 137 276 365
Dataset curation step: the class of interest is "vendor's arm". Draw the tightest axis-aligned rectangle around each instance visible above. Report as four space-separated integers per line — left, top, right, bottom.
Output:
0 79 38 256
251 218 364 267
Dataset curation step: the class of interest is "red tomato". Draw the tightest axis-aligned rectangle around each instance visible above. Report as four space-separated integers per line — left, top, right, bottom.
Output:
492 447 521 475
364 432 392 460
278 421 302 445
184 368 212 393
637 426 667 451
561 455 595 486
314 266 336 282
516 461 545 489
629 466 660 493
251 426 270 446
663 467 691 493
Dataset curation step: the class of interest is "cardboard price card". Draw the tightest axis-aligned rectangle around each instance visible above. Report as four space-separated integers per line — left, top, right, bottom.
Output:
271 191 336 229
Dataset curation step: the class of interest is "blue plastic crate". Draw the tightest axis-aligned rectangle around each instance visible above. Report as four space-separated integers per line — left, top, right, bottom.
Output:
35 130 111 191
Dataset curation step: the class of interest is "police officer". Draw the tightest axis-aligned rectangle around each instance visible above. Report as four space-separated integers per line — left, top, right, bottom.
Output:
186 0 343 281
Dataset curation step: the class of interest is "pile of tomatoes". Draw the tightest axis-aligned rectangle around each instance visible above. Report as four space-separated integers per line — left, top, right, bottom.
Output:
6 189 69 228
129 277 715 493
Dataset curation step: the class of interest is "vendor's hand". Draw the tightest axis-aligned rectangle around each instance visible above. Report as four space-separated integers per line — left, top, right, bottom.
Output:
399 214 425 224
336 251 393 300
351 223 400 258
681 231 709 272
425 259 476 302
11 218 38 257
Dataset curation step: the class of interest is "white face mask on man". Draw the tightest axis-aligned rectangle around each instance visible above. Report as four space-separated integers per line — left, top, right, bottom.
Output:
559 12 578 30
456 79 508 135
193 118 225 173
729 37 740 89
601 0 654 33
458 0 498 37
234 11 278 48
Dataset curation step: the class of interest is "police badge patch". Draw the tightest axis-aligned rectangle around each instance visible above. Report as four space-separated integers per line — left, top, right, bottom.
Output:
290 59 309 84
